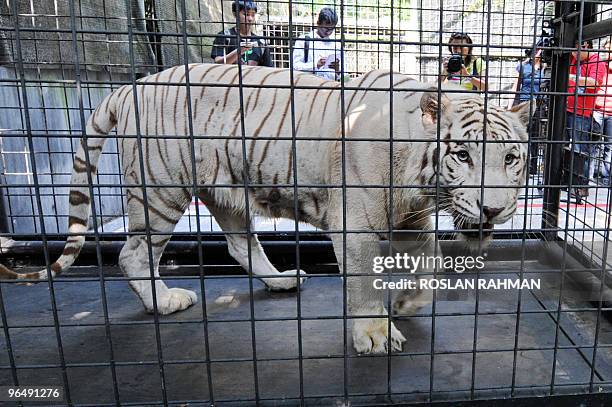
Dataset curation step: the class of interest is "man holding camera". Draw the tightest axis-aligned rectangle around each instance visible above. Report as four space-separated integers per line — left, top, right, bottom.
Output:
211 1 273 67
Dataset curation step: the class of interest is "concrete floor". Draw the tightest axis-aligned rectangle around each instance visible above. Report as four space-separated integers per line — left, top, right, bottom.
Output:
1 257 612 406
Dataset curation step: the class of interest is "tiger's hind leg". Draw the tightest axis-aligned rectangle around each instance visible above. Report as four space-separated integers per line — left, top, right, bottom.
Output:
120 187 197 315
203 197 307 291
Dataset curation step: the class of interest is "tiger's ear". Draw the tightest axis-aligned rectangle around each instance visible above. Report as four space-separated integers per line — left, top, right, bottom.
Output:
508 101 531 128
420 91 450 127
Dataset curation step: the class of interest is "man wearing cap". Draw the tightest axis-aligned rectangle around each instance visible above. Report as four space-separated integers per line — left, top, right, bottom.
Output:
211 1 273 67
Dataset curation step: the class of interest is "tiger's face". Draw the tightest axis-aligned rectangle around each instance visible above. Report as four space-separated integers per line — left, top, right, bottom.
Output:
419 92 531 244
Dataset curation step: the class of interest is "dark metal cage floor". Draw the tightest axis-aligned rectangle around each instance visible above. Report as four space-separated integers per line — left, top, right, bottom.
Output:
1 256 612 406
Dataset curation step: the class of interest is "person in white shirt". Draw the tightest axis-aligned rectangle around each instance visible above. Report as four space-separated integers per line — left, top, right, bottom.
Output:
292 8 341 81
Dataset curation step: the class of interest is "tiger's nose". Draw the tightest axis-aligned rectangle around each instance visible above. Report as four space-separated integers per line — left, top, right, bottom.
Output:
482 206 503 220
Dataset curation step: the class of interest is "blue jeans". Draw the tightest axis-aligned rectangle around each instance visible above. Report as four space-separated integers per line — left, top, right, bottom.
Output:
567 112 593 185
595 113 612 178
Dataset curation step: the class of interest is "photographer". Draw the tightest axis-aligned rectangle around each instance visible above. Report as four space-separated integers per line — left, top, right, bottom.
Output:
211 1 272 67
441 32 488 92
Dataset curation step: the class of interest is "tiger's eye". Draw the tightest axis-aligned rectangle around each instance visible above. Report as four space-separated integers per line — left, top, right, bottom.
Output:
457 150 470 162
504 154 516 164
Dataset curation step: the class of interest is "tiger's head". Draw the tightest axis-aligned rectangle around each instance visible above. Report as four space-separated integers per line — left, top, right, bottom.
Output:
418 91 531 247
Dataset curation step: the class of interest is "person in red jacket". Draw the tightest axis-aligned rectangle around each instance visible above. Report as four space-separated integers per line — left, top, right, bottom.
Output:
566 39 608 200
594 38 612 182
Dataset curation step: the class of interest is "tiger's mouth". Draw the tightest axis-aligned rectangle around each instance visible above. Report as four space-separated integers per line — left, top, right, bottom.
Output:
461 222 494 239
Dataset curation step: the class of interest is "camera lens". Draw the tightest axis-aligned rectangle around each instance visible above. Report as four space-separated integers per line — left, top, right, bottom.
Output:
447 54 463 73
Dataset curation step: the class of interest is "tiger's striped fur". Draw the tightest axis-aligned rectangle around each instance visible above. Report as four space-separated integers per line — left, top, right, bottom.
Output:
1 64 531 353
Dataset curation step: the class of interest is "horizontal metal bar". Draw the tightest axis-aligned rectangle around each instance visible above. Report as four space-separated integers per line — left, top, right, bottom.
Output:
581 18 612 41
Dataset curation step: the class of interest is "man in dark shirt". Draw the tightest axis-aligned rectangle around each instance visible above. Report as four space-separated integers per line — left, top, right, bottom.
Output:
211 1 273 67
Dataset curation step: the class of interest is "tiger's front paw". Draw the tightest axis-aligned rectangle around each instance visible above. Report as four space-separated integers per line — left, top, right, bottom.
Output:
148 288 198 315
352 317 406 354
264 269 307 291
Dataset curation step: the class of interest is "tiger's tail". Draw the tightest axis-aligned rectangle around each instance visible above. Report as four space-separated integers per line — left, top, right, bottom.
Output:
0 89 120 282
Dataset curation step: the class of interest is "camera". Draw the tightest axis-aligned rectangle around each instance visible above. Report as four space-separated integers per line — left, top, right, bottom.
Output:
447 54 464 73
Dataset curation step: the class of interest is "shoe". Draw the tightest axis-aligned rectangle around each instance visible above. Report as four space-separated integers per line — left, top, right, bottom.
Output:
570 187 588 204
576 188 589 198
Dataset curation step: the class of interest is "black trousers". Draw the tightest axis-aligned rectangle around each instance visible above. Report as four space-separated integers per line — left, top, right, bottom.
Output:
527 104 545 175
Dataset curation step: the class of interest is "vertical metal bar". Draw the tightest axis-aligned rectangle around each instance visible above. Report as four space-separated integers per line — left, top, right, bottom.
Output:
386 0 395 398
12 80 38 234
124 0 169 403
498 0 510 106
551 0 585 396
8 0 72 402
354 1 358 75
576 4 598 277
539 18 575 395
285 0 305 404
176 0 215 403
589 187 612 391
232 4 260 404
417 0 423 81
429 1 445 400
511 0 542 396
65 0 121 404
0 281 19 390
100 0 130 239
219 0 226 40
572 1 598 264
79 0 106 238
376 0 380 70
53 0 80 237
581 0 608 393
542 2 572 239
0 182 10 234
470 0 494 399
30 36 61 234
339 0 349 402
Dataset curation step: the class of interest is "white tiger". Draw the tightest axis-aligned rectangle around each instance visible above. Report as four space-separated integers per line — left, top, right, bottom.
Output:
1 64 530 354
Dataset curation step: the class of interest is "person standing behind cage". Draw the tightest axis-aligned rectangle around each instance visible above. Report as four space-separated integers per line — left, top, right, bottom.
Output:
566 39 607 201
508 47 548 176
441 32 488 91
292 8 341 81
594 38 612 183
211 1 273 67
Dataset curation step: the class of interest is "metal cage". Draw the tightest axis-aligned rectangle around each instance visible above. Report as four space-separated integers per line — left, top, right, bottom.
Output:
1 0 612 405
